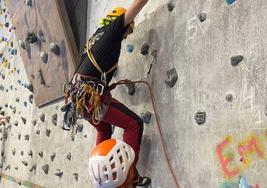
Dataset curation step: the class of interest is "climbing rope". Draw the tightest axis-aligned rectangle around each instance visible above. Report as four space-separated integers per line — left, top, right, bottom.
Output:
109 79 180 188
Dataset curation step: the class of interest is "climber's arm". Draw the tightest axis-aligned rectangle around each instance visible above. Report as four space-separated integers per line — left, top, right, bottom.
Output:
124 0 149 26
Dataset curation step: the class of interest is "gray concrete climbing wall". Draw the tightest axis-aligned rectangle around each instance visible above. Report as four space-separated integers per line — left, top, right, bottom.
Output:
1 0 267 188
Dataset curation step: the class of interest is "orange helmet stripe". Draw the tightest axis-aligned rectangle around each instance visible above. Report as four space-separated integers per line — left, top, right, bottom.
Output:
91 139 117 157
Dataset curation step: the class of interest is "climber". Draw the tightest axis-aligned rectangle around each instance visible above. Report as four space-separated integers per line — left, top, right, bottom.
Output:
62 0 151 186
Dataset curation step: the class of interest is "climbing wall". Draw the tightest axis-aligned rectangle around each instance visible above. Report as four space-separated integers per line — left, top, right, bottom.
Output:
1 0 267 188
6 0 77 107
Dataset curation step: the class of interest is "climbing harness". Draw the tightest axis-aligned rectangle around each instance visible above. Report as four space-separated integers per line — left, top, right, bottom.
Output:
85 38 118 86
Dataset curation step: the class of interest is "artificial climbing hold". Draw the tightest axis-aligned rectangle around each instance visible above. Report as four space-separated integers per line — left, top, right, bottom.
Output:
36 130 40 135
141 111 152 124
55 170 63 177
40 52 48 64
50 43 60 55
46 129 51 137
22 160 28 166
14 121 18 126
32 119 37 126
52 114 57 126
167 1 174 11
27 84 33 92
66 152 71 160
12 149 16 156
198 13 207 22
77 124 83 133
50 152 56 162
231 55 243 66
39 152 43 158
126 81 135 96
21 117 26 124
226 0 236 5
165 68 178 88
194 111 206 125
37 29 45 42
42 164 49 174
26 32 38 43
24 0 32 6
73 173 78 181
29 164 36 172
29 94 33 104
141 43 149 55
225 93 233 102
18 133 21 140
127 44 134 53
24 134 29 141
28 150 33 157
38 70 45 85
39 113 45 122
21 151 24 156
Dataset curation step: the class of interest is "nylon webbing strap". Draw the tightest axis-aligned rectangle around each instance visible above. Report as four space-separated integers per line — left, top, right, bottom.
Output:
86 39 118 76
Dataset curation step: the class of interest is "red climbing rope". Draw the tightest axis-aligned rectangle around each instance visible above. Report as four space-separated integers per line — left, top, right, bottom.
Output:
110 79 180 188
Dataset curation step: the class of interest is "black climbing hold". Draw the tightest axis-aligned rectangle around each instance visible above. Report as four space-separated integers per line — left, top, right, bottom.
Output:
66 152 71 160
52 114 57 126
23 101 27 107
32 119 37 126
46 129 51 137
29 94 33 104
198 12 207 22
12 149 16 156
225 93 233 102
26 32 38 43
40 52 48 64
38 70 45 85
36 130 40 135
55 170 63 177
25 134 29 141
27 84 33 92
141 43 149 55
73 173 78 181
50 152 56 162
231 55 244 66
15 97 20 102
18 133 21 140
39 113 45 122
29 164 36 172
50 43 60 55
42 164 49 174
194 111 206 125
21 117 26 124
28 150 33 157
22 160 28 166
14 121 18 126
24 0 32 6
21 151 24 156
141 111 152 124
167 1 174 11
126 81 135 96
5 165 10 170
39 152 43 158
4 22 9 28
37 30 45 42
165 68 178 88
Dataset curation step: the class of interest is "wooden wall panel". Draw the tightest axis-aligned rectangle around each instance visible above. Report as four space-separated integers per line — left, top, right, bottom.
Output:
7 0 78 107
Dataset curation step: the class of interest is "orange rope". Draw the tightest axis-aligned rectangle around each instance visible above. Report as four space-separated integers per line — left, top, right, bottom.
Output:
111 80 180 188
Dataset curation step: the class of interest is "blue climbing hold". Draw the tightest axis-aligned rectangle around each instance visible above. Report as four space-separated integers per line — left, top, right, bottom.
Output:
226 0 236 5
127 44 134 53
239 176 249 188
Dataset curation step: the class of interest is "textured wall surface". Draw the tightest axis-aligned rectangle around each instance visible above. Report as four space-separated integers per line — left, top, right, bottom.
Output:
1 0 267 188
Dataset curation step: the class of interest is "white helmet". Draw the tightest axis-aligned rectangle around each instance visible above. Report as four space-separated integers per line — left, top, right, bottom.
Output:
88 139 135 188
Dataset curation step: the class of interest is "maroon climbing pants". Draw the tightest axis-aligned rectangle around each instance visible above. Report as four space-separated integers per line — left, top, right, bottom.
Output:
88 98 144 164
